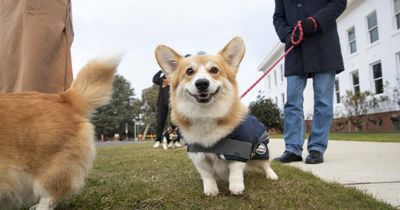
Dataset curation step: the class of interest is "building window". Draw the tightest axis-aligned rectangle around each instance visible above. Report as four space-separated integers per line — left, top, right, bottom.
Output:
372 62 383 94
275 97 278 104
273 70 277 87
395 0 400 29
367 11 379 43
267 75 271 90
351 70 360 93
280 64 284 82
347 27 357 54
335 79 340 104
281 93 285 106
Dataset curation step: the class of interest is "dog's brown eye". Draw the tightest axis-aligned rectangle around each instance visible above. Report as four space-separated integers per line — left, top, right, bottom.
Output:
209 67 219 74
186 68 194 76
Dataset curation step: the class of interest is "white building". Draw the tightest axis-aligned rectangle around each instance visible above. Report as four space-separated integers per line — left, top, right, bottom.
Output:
259 0 400 119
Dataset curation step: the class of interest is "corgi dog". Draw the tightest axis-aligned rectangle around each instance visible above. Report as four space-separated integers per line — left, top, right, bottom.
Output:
0 57 119 210
155 37 278 196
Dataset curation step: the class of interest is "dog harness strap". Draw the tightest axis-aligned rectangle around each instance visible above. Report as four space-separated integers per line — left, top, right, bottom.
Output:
187 115 270 162
187 139 253 160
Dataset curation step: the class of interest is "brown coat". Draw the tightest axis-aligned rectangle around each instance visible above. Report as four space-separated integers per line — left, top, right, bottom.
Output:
0 0 74 93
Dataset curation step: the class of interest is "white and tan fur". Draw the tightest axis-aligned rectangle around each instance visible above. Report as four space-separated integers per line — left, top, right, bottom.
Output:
155 37 278 196
0 57 119 209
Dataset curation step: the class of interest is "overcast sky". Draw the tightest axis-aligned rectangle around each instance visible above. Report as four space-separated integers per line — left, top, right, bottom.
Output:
71 0 279 105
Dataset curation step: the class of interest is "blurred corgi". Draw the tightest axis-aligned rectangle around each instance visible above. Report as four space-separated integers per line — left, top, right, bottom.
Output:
165 127 182 149
0 57 119 210
155 37 278 196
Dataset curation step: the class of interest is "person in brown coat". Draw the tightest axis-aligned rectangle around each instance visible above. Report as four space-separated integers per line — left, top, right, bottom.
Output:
0 0 74 93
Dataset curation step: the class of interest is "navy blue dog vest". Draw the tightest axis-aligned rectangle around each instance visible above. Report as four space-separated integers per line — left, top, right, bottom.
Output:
187 115 270 162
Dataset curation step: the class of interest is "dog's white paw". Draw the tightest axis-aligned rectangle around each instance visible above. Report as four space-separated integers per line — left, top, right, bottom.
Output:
204 185 219 196
229 182 244 195
266 168 278 180
30 204 54 210
29 204 38 210
203 179 219 196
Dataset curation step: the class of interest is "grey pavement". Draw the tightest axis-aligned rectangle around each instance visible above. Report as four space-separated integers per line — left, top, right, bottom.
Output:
269 139 400 208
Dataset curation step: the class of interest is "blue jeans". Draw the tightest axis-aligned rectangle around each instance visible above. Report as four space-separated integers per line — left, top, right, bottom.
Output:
284 72 335 156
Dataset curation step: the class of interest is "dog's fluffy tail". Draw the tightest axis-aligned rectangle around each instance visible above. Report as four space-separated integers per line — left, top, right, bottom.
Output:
63 57 120 117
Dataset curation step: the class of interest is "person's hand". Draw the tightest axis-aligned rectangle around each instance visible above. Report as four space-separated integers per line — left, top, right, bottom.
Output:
162 78 170 87
285 29 300 46
285 17 317 46
284 32 293 46
301 17 318 35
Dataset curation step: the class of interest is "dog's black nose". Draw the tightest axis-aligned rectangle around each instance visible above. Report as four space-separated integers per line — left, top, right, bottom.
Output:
195 79 209 91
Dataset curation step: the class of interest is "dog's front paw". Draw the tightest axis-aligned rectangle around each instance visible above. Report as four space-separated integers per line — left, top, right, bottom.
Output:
204 187 219 196
266 168 278 180
203 179 219 196
229 182 244 195
204 185 219 196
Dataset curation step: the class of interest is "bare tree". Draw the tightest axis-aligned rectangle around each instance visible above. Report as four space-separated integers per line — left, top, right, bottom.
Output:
342 91 370 131
389 78 400 109
342 89 389 131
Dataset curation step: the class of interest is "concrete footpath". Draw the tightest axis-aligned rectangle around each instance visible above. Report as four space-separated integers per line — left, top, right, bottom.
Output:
269 139 400 208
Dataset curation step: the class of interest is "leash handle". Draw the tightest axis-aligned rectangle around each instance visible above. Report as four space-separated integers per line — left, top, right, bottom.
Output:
291 20 304 46
308 16 318 32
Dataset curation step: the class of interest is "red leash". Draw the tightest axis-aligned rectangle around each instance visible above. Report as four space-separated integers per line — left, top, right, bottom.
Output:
240 20 304 99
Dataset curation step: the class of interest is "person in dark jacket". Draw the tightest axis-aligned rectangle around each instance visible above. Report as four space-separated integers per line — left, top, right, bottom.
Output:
273 0 347 164
152 70 171 149
152 54 191 149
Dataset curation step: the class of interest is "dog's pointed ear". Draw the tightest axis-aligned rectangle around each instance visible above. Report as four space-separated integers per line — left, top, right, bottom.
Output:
155 45 182 76
218 36 245 71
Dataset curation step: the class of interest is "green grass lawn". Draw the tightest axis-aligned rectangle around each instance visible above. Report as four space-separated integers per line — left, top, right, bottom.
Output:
56 143 394 210
270 132 400 142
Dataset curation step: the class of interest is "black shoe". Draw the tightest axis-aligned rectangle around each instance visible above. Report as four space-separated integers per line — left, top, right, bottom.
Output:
274 151 303 163
305 150 324 164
